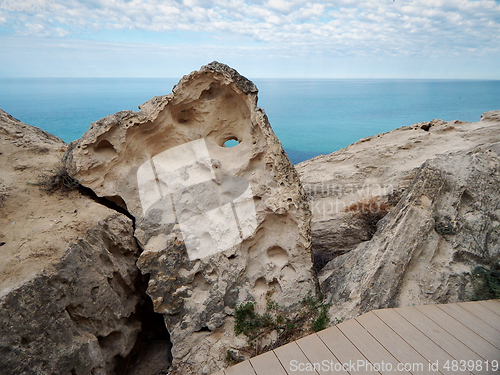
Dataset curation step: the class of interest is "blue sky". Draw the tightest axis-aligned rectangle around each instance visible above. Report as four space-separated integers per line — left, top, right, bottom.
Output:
1 0 499 78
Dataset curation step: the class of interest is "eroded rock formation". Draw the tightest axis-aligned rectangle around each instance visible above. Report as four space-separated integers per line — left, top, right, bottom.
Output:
297 112 500 271
302 111 500 321
0 110 147 374
320 143 500 321
63 62 316 374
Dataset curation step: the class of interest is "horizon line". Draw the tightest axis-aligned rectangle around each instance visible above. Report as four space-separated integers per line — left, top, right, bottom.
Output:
1 76 500 81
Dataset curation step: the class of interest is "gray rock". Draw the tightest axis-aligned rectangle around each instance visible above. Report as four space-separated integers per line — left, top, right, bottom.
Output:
320 143 500 321
297 112 500 271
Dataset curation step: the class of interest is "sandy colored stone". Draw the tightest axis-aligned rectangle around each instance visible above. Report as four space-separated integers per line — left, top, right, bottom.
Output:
298 110 500 321
320 142 500 321
0 110 144 374
297 112 500 270
63 62 317 374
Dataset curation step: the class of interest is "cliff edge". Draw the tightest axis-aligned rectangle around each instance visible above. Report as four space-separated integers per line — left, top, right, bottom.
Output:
298 111 500 321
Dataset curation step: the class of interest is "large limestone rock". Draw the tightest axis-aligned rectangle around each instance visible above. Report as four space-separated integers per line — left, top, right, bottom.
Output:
0 110 144 374
297 112 500 270
319 142 500 321
63 62 316 374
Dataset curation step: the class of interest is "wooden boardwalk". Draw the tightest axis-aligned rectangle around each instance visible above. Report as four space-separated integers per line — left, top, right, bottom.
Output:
213 300 500 375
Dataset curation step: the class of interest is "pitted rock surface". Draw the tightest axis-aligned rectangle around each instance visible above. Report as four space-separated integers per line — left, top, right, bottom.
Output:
64 62 316 374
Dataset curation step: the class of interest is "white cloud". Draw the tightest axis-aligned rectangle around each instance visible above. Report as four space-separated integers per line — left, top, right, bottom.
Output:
0 0 499 76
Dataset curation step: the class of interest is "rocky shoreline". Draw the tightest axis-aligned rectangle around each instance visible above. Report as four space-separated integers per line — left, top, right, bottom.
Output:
1 63 499 375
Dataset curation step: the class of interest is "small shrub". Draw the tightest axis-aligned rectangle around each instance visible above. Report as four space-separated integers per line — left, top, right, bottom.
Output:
234 302 265 339
231 291 339 359
471 262 500 300
434 215 458 235
300 292 334 333
464 223 500 301
311 307 330 332
32 164 80 193
225 350 244 365
0 181 6 207
345 196 391 235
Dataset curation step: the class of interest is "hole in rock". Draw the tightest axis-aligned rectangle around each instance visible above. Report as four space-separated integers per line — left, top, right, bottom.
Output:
223 138 240 148
95 139 117 156
97 331 123 352
20 336 31 347
267 246 289 268
199 83 222 100
195 326 212 333
420 123 432 131
115 274 172 375
176 107 196 124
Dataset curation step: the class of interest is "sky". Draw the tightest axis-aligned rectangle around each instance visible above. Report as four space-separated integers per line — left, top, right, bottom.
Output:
1 0 500 78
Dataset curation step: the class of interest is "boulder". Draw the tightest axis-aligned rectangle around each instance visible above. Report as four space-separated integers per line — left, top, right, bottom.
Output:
319 140 500 321
297 112 500 271
0 110 145 374
63 62 316 374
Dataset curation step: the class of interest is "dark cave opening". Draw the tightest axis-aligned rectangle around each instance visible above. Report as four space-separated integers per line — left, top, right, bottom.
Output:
115 274 172 375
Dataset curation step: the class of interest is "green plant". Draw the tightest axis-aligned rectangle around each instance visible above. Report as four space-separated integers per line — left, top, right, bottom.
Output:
471 262 500 300
234 302 267 339
434 215 458 235
231 290 339 359
225 349 244 365
462 223 500 301
311 306 330 332
234 291 287 347
300 292 334 332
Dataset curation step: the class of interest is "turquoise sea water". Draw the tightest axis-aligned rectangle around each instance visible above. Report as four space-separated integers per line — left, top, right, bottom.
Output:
1 78 499 164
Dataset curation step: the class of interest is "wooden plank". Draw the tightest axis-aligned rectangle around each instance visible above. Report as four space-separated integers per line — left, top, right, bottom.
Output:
274 341 320 375
415 304 500 363
250 350 287 375
476 300 500 317
214 301 500 375
224 360 256 375
373 308 472 375
295 333 349 375
317 325 381 375
338 317 411 375
457 301 500 328
395 306 487 375
437 303 500 349
356 311 437 375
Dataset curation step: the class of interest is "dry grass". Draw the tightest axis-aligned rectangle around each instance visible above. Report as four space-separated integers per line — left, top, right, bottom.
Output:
345 196 389 214
345 196 391 236
32 164 80 194
0 180 7 207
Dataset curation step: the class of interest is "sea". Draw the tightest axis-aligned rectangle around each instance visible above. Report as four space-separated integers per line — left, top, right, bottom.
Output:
1 78 499 164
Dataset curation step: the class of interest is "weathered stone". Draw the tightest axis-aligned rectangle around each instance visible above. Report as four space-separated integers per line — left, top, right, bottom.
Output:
0 110 144 375
297 112 500 270
63 62 317 374
319 141 500 322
